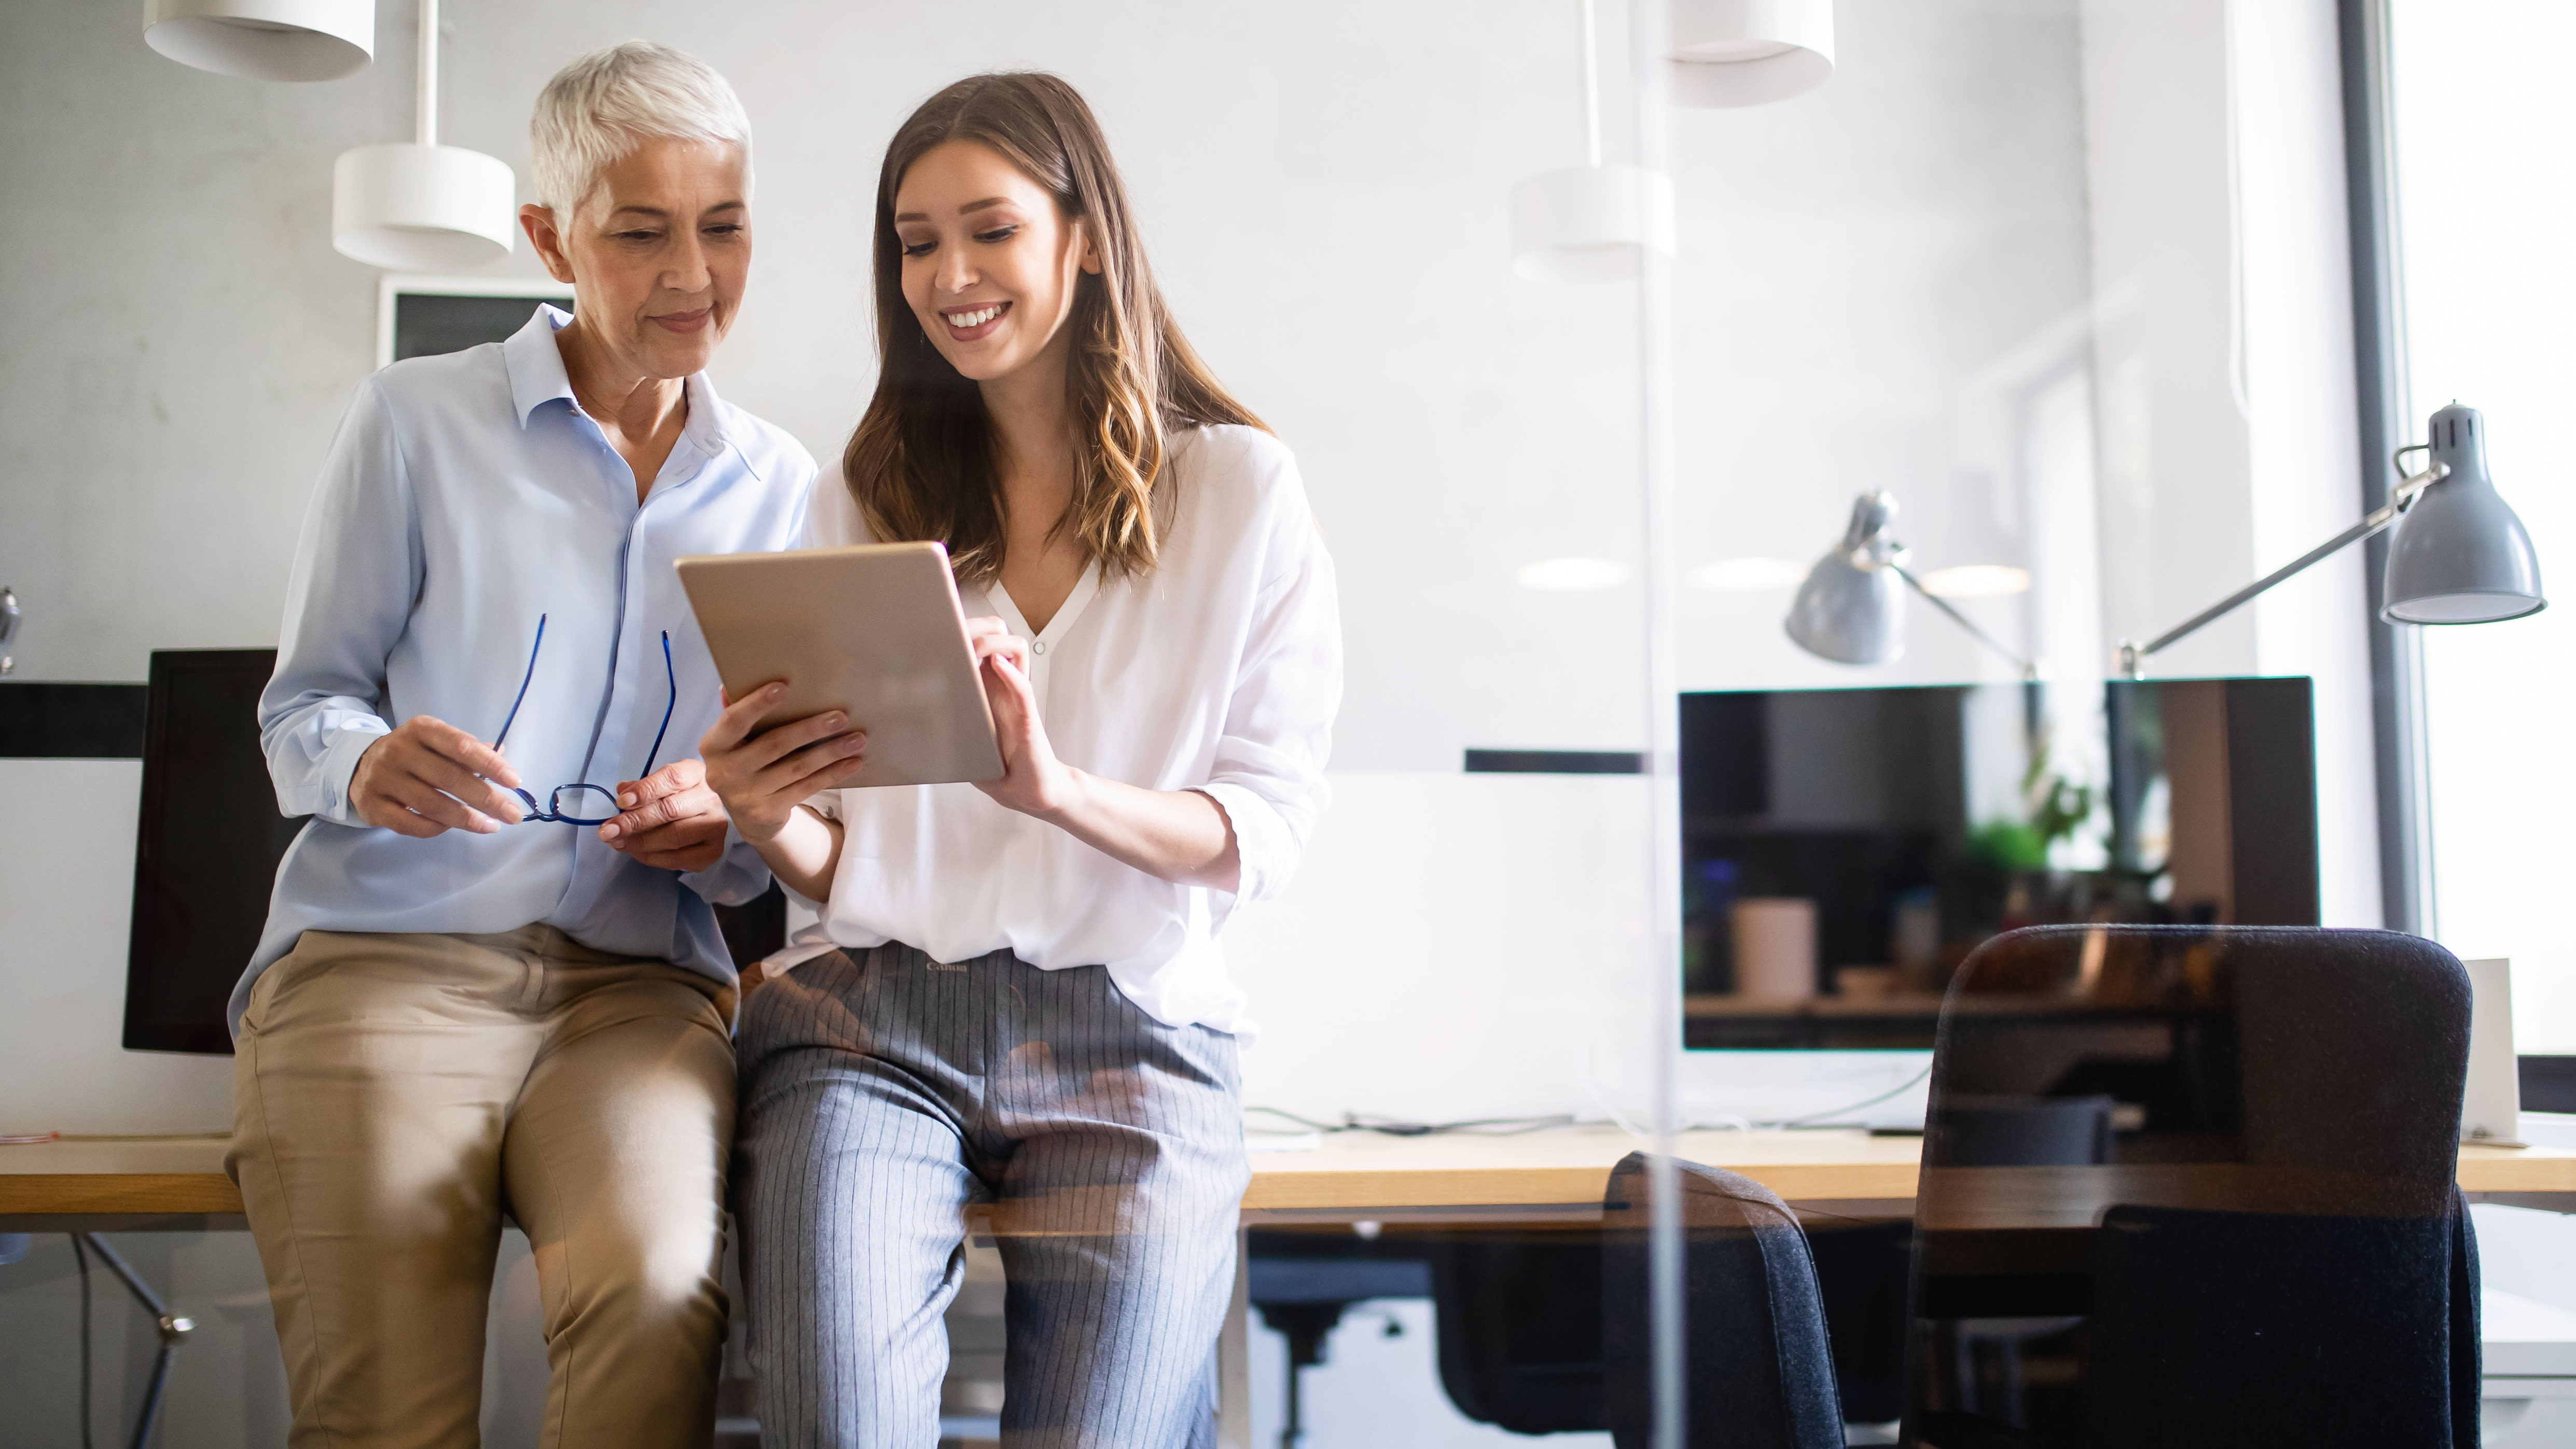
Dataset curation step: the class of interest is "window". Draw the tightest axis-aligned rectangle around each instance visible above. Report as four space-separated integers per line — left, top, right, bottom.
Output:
2390 0 2576 1051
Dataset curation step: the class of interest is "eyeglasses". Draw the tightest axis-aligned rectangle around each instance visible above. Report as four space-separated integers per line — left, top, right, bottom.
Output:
490 614 676 826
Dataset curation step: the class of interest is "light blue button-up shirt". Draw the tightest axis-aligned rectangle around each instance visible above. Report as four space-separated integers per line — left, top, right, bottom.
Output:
239 305 815 1031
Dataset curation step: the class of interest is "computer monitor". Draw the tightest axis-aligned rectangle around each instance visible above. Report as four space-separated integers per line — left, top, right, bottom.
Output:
1670 677 2318 1125
124 649 301 1053
119 650 788 1054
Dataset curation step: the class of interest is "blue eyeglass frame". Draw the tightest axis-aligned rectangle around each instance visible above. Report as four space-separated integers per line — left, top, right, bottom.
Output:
490 615 677 826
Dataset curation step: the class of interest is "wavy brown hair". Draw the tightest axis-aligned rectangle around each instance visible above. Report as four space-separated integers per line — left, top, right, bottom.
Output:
842 72 1263 585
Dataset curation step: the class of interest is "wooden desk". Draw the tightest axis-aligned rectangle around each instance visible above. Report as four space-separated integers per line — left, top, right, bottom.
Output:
9 1127 2573 1229
13 1129 2571 1449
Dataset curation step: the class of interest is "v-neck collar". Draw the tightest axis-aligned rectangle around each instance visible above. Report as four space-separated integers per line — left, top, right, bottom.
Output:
990 561 1103 653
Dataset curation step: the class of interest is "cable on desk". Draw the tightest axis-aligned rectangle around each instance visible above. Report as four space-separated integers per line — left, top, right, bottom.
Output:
1770 1060 1937 1129
1244 1107 1583 1138
1592 1059 1938 1138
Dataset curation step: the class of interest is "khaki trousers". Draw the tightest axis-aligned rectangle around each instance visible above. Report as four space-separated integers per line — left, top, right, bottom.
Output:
227 925 737 1449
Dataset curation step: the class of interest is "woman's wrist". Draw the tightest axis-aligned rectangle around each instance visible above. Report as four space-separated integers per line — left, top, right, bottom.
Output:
734 805 795 848
1022 765 1091 827
745 802 840 901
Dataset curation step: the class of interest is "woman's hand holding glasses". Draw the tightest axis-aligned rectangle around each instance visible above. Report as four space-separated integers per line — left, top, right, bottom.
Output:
349 716 529 837
596 758 732 872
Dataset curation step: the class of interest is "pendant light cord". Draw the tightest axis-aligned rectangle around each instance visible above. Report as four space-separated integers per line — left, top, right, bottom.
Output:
1578 0 1603 168
416 0 438 148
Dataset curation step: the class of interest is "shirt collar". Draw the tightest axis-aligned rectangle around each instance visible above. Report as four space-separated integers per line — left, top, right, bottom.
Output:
501 302 735 456
503 304 578 426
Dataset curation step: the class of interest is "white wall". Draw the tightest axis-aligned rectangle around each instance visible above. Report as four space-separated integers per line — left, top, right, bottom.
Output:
0 762 232 1134
0 0 2094 769
1234 772 1650 1126
2233 0 2381 931
2078 0 2380 927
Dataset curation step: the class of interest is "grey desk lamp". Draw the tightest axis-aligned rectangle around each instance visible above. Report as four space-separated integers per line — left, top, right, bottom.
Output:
2112 402 2542 675
1783 403 2542 678
1784 491 2038 677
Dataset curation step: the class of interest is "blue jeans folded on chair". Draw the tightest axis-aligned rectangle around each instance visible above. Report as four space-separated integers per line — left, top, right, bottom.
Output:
736 944 1248 1449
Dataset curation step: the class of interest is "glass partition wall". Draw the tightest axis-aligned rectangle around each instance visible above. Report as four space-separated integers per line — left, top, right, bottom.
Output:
0 2 2350 1446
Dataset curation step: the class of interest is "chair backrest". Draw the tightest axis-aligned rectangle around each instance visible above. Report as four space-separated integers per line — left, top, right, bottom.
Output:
1927 1094 2114 1167
1425 1232 1608 1434
1903 924 2477 1447
1602 1152 1846 1449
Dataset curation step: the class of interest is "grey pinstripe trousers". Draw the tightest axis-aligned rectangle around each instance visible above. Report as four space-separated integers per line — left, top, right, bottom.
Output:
736 944 1248 1449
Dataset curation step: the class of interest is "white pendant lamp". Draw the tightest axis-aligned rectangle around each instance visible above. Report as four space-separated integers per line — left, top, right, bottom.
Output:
1670 0 1835 109
332 0 515 271
1512 0 1676 283
143 0 373 82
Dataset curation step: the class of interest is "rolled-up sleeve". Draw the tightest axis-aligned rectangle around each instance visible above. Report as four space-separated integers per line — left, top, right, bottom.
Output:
1199 476 1342 906
258 378 420 826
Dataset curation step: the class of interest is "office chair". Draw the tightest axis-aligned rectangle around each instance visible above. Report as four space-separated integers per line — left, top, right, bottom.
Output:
1248 1230 1435 1448
1424 1155 1850 1447
1904 924 2482 1449
1600 1152 1846 1449
1427 1231 1609 1434
1926 1095 2114 1168
1916 1093 2117 1431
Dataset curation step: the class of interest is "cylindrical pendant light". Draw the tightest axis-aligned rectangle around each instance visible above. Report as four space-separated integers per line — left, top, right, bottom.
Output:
1512 0 1677 283
331 0 515 271
1670 0 1835 109
143 0 373 82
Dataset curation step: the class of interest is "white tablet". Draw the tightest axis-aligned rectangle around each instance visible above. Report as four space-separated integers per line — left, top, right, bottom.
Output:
675 541 1005 789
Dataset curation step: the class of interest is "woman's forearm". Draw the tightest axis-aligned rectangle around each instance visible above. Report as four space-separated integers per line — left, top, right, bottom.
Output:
748 804 844 903
1040 772 1241 891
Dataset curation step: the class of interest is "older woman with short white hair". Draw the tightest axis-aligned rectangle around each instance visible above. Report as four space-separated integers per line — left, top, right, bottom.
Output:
229 42 818 1447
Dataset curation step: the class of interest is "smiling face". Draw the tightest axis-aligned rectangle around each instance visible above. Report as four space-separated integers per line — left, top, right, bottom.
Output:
521 136 751 381
891 139 1100 384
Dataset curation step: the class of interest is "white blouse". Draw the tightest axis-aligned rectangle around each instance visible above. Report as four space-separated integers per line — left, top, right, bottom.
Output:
771 425 1342 1036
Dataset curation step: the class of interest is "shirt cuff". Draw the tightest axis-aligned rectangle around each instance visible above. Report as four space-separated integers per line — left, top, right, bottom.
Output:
678 822 769 906
1196 782 1295 904
315 720 393 827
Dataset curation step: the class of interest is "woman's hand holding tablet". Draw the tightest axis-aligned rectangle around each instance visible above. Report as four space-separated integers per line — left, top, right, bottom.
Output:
696 683 870 902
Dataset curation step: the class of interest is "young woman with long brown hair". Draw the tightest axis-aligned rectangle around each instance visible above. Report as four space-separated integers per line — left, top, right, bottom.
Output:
697 72 1341 1445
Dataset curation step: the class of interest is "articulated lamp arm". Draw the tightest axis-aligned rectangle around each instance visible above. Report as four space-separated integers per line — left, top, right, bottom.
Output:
2115 451 2448 679
1890 563 2038 681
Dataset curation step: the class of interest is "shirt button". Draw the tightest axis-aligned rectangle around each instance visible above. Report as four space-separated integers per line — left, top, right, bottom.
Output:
1032 640 1049 656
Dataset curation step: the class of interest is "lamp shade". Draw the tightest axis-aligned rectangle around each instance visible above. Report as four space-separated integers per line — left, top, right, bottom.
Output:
1511 164 1677 283
1785 491 1906 664
1671 0 1835 109
2383 403 2546 624
143 0 371 82
331 144 516 272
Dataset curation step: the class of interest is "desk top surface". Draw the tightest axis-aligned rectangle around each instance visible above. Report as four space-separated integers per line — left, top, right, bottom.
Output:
6 1129 2571 1223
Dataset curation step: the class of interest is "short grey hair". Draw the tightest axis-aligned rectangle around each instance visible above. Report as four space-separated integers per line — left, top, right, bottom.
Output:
530 42 753 217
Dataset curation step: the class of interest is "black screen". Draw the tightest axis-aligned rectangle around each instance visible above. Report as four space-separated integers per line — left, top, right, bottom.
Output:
124 650 303 1054
1679 677 2318 1049
393 293 569 363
